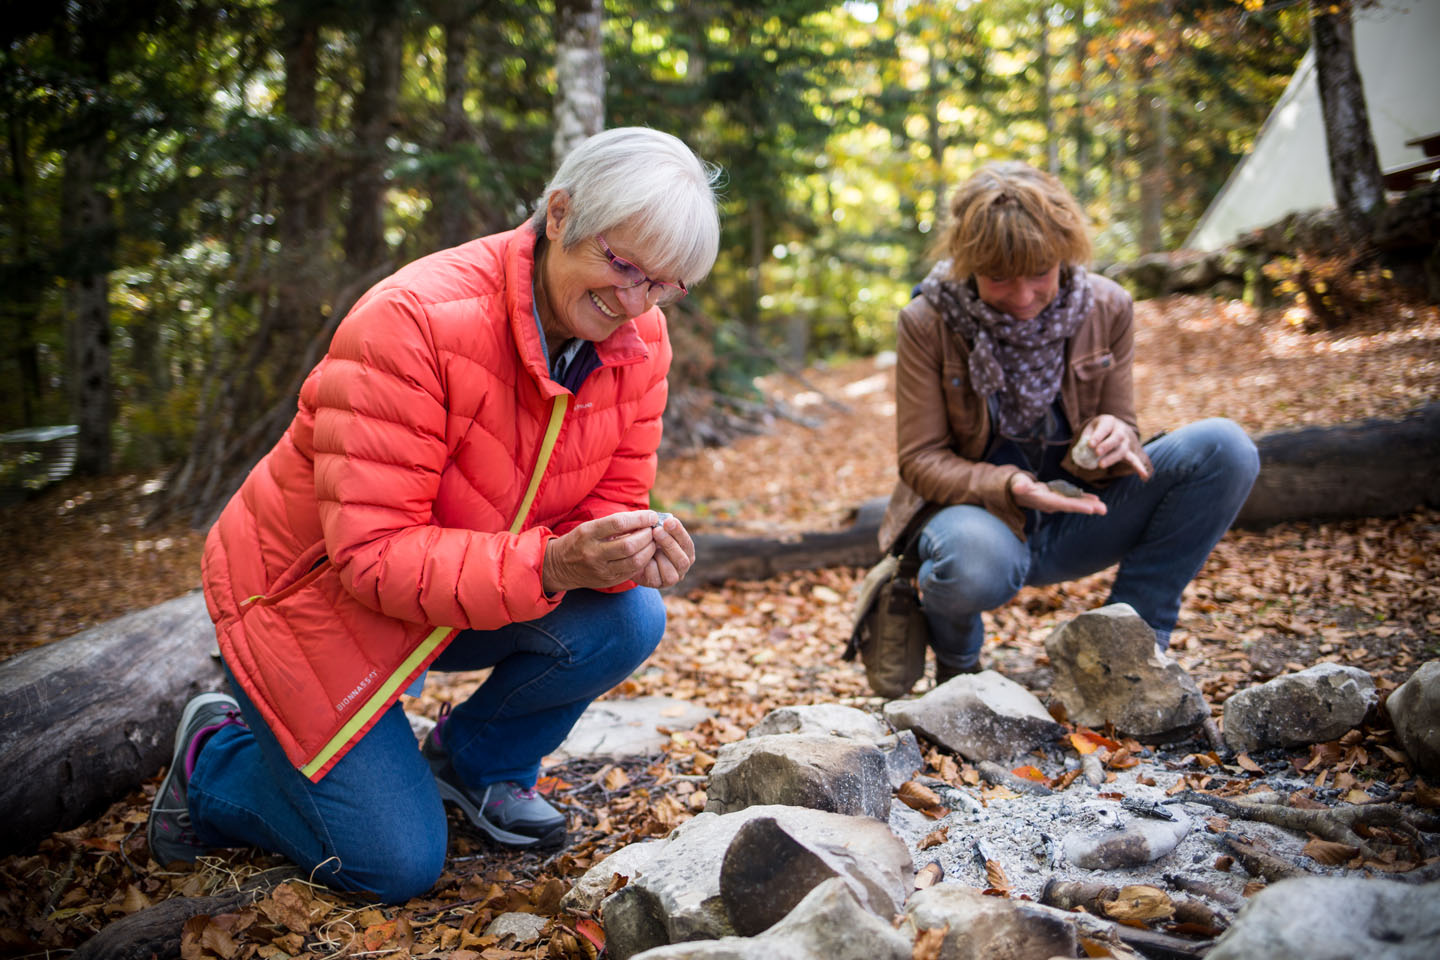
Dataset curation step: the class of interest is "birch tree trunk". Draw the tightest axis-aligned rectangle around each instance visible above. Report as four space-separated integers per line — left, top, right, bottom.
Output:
1309 0 1385 238
61 133 114 476
553 0 605 165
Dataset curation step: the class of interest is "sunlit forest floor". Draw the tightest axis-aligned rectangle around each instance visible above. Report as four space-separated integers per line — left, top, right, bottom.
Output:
2 292 1438 956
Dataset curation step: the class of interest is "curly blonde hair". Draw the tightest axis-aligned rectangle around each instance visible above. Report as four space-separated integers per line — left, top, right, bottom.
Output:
934 162 1091 279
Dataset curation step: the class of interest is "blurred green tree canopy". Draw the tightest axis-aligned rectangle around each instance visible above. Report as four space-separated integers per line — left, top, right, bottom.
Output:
0 0 1306 515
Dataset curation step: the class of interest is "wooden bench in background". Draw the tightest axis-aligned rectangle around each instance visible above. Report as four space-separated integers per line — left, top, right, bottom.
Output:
1383 132 1440 191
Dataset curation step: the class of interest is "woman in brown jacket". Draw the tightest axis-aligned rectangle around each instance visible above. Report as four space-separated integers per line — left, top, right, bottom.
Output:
880 162 1258 682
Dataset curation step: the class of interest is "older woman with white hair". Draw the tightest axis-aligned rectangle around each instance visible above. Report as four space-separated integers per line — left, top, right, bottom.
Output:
147 128 722 902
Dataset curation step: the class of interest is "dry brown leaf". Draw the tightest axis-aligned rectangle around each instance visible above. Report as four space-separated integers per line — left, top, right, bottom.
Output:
897 780 949 818
912 924 947 960
1416 780 1440 808
1079 936 1118 957
1235 752 1264 773
1303 837 1361 865
260 883 312 934
919 826 950 850
984 860 1011 895
1102 885 1174 926
1214 855 1235 872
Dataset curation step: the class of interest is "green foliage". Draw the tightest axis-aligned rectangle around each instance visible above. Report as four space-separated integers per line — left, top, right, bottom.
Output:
0 0 1308 467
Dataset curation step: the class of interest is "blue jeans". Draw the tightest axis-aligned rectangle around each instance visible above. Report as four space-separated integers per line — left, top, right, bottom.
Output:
916 419 1258 670
188 587 665 903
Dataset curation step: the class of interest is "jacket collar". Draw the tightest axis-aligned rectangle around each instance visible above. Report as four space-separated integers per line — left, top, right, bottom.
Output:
504 227 651 395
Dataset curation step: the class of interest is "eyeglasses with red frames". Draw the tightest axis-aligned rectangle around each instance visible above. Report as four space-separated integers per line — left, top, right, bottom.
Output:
595 235 688 305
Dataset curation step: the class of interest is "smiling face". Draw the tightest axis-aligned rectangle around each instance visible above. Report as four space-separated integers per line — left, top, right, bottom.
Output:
535 190 680 344
973 264 1062 321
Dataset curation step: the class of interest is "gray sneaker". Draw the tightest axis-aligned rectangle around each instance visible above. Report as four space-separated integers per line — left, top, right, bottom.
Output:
421 718 566 850
147 691 243 866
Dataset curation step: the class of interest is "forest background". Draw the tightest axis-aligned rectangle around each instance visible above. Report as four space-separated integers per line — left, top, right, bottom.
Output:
1 0 1312 526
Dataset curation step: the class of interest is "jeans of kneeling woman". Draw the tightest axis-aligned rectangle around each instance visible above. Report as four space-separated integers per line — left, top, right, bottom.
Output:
185 586 664 903
915 417 1258 675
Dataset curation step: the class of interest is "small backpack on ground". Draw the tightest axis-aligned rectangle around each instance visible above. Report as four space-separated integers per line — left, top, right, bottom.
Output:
844 511 935 698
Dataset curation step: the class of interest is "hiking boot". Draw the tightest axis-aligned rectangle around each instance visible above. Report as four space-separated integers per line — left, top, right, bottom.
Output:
147 691 244 866
421 718 566 850
935 659 984 685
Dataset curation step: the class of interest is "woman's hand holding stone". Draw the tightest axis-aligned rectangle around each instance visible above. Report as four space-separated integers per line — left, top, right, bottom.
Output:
636 514 696 590
543 511 662 593
1009 472 1108 516
1079 414 1153 479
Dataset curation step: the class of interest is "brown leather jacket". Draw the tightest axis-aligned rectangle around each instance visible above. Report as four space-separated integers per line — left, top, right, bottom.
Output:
878 272 1151 551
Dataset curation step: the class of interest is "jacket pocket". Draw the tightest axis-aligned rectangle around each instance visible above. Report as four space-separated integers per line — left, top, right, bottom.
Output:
1070 350 1115 381
242 541 330 614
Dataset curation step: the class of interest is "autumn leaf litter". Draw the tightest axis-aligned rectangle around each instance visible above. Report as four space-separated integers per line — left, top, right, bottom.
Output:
1 293 1438 957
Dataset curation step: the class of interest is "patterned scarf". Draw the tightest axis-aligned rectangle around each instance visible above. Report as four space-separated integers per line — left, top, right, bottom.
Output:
919 260 1093 438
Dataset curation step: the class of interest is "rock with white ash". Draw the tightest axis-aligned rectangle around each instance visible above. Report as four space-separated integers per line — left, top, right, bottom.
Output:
900 883 1079 959
703 734 892 819
1385 660 1440 776
1044 604 1208 739
628 877 911 960
1222 662 1376 754
1204 876 1440 960
598 805 913 960
883 670 1064 762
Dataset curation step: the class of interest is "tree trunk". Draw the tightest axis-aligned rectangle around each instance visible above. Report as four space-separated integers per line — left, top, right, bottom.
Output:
0 592 224 858
1309 0 1385 238
553 0 606 165
1039 13 1060 176
1069 0 1091 204
428 4 482 248
1136 51 1166 254
344 3 404 270
61 135 114 475
5 112 45 426
927 38 947 220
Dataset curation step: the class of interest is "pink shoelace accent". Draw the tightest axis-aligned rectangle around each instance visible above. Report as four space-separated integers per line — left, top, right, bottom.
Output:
183 710 245 781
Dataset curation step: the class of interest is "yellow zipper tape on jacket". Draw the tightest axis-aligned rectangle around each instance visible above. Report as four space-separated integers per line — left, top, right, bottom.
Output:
509 394 568 534
299 393 568 780
300 623 453 779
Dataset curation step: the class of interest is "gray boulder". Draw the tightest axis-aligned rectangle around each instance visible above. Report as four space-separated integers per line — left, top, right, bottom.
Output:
1206 877 1440 960
1223 663 1376 753
560 838 667 913
703 734 891 819
600 806 913 960
748 704 890 741
900 883 1078 959
1385 661 1440 775
629 878 910 960
1062 812 1193 869
1045 604 1208 739
883 670 1064 762
747 704 922 789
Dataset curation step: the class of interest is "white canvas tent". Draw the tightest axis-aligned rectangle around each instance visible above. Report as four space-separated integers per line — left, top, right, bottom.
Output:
1185 0 1440 252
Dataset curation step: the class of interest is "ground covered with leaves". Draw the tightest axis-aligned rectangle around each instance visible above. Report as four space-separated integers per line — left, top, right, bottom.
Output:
1 293 1438 958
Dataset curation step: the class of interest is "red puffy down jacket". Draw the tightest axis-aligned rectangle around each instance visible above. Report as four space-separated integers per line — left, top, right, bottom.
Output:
202 227 670 781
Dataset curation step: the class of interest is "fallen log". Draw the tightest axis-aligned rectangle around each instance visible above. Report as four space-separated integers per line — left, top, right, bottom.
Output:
1234 403 1440 527
678 406 1440 588
682 497 888 589
0 591 224 857
6 409 1435 856
71 866 296 960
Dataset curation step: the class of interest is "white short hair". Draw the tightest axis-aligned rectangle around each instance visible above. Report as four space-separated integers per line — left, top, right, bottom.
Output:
530 127 722 285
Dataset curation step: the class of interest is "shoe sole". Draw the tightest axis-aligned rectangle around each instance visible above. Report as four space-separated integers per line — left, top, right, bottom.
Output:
435 780 566 850
147 691 238 863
